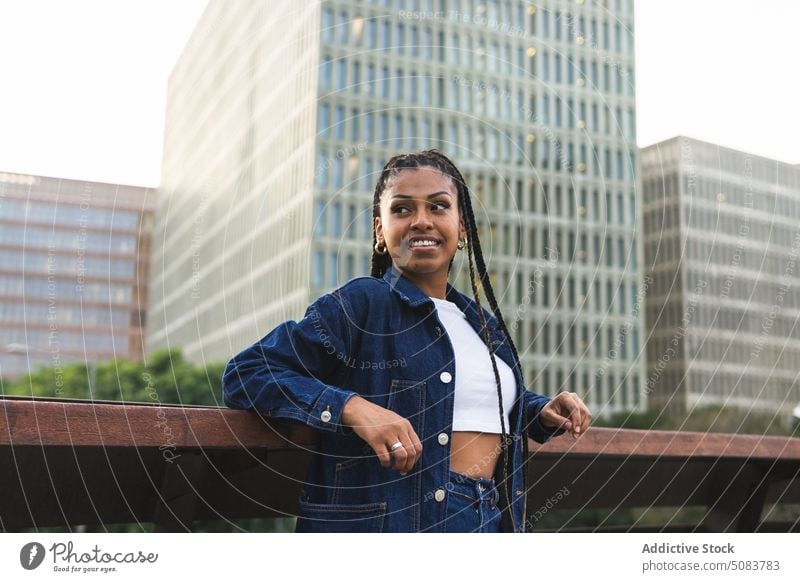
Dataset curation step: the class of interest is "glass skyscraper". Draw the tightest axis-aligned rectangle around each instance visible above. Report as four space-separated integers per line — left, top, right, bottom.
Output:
149 0 643 415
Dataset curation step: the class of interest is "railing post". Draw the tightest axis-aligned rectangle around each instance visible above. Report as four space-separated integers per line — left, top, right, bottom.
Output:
153 452 206 532
701 461 770 532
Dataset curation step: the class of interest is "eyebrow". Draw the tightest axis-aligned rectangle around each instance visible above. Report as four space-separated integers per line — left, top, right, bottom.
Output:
390 191 453 200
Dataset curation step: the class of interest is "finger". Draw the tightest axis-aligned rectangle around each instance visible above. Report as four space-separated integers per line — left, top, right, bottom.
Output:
398 433 417 474
544 393 573 429
395 420 421 474
375 442 392 469
389 440 409 472
565 393 582 436
542 408 572 431
564 392 583 432
579 402 593 435
409 429 423 468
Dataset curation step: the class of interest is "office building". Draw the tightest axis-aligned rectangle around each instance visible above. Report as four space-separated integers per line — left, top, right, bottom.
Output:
0 171 154 378
149 0 643 414
641 136 800 414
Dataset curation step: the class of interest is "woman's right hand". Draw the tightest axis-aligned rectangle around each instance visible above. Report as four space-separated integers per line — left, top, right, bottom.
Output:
341 395 423 475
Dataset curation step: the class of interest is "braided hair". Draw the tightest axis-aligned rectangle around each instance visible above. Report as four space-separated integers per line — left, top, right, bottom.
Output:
370 149 529 532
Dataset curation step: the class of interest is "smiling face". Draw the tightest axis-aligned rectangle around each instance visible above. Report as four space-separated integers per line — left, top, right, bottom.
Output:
374 166 466 297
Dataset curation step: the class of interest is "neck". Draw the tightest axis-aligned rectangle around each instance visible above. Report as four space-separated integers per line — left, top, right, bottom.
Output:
392 264 448 299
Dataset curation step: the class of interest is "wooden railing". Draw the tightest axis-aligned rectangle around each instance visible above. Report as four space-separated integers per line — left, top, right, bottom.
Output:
526 423 800 532
1 396 798 532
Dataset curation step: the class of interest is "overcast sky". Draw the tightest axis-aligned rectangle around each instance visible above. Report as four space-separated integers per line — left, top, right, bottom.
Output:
0 0 796 187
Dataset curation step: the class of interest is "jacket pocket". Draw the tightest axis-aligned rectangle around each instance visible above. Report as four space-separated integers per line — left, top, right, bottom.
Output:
331 442 375 504
386 378 426 436
296 499 387 533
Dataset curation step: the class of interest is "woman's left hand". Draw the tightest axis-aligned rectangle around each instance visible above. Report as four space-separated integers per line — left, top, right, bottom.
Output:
539 391 592 439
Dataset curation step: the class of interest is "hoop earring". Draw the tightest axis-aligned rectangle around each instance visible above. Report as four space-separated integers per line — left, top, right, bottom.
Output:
374 240 388 255
457 238 467 250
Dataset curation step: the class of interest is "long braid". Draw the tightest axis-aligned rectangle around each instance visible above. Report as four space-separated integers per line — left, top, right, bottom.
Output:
453 176 535 532
454 183 517 533
369 149 525 532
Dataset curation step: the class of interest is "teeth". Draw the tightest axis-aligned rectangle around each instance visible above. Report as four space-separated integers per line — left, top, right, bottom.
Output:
411 240 438 247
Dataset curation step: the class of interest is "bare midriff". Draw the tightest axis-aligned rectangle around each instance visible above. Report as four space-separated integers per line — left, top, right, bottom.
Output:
449 431 502 479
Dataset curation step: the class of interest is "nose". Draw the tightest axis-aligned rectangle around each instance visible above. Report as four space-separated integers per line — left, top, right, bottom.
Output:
410 206 434 230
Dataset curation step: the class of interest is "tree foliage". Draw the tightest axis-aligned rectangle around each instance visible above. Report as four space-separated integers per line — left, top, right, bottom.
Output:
1 348 225 406
595 404 797 437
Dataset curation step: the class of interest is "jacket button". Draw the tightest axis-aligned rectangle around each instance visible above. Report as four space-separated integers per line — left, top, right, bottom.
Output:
439 371 452 383
437 433 449 445
320 410 332 422
434 488 446 502
434 326 443 336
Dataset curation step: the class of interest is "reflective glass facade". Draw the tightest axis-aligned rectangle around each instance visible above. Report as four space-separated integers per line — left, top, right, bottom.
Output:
0 172 154 377
641 137 800 415
151 0 643 415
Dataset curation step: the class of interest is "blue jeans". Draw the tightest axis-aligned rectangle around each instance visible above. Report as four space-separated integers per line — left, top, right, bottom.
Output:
442 469 502 533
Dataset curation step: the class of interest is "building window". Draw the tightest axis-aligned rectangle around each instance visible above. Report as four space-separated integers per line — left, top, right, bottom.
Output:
540 139 550 169
542 50 550 80
408 118 417 150
322 8 334 43
364 111 373 142
318 103 330 137
346 203 356 239
396 22 406 54
362 207 372 241
381 21 390 50
338 11 348 44
449 78 459 110
351 107 359 141
316 152 328 187
366 19 376 49
353 61 361 93
555 54 562 84
395 68 404 101
336 60 346 91
393 114 403 146
422 26 433 59
380 66 390 97
333 158 344 189
422 75 431 106
331 202 342 237
378 112 388 142
312 250 324 287
328 252 339 287
313 200 326 235
334 106 345 140
321 56 332 90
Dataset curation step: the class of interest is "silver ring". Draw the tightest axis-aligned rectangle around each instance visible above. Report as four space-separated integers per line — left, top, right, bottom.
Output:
389 441 404 452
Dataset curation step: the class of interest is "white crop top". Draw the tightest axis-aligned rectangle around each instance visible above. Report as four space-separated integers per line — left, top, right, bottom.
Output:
430 296 516 433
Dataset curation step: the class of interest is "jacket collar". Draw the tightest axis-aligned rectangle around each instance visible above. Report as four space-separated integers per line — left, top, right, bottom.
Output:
381 264 489 326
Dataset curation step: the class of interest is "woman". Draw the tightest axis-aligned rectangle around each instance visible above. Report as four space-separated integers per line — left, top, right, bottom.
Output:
223 150 591 532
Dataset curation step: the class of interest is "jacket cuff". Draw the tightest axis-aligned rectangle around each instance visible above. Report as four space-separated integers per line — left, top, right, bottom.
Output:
527 396 567 444
309 385 359 433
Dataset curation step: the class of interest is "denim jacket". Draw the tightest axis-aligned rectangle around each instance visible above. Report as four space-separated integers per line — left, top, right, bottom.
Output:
222 265 564 532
